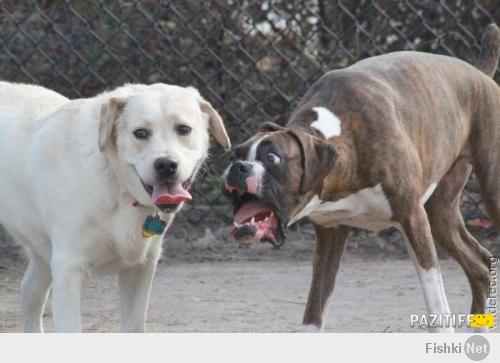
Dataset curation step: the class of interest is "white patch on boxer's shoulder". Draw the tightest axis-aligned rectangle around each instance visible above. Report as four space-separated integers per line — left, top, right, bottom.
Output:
247 135 268 161
420 182 437 205
302 324 321 333
288 184 394 231
311 106 341 138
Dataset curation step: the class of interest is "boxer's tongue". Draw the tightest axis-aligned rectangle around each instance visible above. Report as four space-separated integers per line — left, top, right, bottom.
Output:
151 182 192 205
234 200 273 224
232 200 278 244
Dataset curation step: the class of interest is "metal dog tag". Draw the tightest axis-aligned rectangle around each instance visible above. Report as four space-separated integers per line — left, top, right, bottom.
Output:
141 215 167 238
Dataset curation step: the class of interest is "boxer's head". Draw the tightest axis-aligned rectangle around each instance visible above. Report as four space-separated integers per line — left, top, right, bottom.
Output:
222 122 336 247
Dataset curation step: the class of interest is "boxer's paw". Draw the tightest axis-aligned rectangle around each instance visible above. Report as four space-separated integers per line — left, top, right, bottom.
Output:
302 324 321 333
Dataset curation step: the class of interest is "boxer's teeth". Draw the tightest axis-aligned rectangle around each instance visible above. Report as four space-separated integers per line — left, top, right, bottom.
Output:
251 217 256 224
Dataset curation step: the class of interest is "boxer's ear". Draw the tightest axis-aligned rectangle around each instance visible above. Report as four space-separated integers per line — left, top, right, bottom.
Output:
99 96 127 151
259 121 284 132
195 92 231 151
289 130 337 194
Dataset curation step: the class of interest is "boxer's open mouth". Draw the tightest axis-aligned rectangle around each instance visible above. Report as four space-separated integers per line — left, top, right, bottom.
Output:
229 192 284 247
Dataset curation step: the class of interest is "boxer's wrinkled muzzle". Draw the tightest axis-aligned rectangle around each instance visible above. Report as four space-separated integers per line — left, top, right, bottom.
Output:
222 161 285 248
224 161 252 194
224 161 260 195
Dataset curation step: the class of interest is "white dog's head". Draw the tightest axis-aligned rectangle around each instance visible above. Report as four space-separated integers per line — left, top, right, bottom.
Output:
98 84 230 211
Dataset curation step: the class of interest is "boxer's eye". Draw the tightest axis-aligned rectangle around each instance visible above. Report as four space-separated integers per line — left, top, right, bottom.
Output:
265 152 281 164
133 128 151 140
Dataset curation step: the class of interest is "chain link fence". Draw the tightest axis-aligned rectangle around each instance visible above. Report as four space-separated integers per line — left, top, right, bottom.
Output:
0 0 498 233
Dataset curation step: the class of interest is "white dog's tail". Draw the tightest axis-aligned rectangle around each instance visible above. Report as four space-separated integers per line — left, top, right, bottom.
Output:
476 23 500 77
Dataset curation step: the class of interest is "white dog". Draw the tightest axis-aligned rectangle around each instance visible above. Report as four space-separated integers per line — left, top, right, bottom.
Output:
0 81 230 332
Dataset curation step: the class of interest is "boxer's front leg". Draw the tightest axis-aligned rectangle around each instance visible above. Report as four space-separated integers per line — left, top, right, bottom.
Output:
303 225 348 332
398 204 454 333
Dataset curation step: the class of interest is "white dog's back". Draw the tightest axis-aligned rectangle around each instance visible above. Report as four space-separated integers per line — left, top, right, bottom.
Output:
0 82 69 257
0 81 69 123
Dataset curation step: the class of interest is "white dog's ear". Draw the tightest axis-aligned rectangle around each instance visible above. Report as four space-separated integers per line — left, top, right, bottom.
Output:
196 95 231 151
99 97 127 151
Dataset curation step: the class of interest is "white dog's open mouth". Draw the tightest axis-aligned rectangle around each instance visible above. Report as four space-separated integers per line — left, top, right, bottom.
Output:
142 180 192 206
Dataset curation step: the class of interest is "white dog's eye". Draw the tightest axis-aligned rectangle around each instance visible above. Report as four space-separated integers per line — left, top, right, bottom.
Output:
133 128 150 140
176 124 192 136
265 152 281 164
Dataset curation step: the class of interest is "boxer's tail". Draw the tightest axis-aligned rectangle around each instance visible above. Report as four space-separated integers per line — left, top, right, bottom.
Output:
476 23 500 77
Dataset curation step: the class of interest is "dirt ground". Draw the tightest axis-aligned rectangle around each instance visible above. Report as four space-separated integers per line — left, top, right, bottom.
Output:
1 224 498 333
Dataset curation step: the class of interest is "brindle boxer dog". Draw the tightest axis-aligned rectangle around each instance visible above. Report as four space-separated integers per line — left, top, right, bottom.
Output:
222 24 500 332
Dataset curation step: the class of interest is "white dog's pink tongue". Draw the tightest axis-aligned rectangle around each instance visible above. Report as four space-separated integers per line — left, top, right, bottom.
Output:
152 182 192 205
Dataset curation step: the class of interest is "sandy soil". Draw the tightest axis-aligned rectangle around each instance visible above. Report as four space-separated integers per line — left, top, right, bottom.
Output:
1 231 498 333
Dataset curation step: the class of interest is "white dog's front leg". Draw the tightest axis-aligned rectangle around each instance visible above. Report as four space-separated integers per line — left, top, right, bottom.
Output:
21 253 52 333
51 258 85 333
119 254 159 333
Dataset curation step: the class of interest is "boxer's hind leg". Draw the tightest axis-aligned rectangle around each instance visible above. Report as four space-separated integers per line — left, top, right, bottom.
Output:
470 89 500 229
393 196 454 332
302 225 348 332
473 151 500 230
425 159 492 317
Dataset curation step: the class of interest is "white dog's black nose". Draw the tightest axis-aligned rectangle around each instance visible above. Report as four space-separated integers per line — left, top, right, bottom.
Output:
154 157 178 178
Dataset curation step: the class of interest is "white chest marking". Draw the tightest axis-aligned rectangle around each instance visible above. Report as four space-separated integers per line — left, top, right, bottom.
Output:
247 135 268 161
420 182 437 205
288 195 323 225
311 106 341 138
288 184 394 231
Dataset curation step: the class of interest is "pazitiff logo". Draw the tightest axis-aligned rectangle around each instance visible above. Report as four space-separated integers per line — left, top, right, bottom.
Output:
470 314 495 329
425 335 490 361
410 313 496 329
